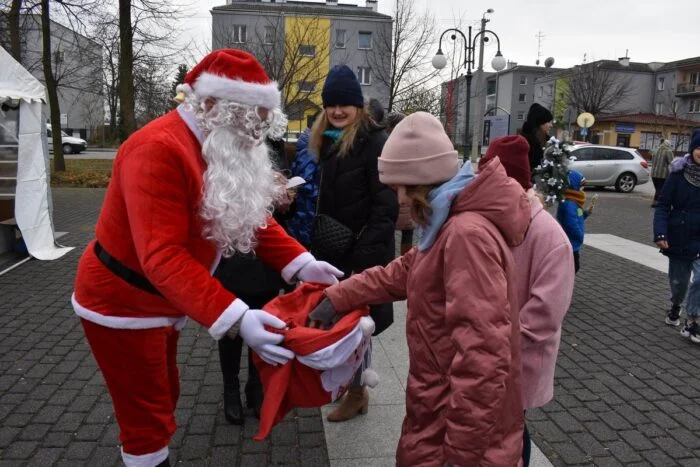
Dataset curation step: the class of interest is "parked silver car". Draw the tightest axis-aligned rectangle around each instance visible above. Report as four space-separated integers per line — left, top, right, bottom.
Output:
568 144 650 193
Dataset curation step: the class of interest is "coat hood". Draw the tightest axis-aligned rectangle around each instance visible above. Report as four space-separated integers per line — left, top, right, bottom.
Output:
451 157 530 247
568 170 585 190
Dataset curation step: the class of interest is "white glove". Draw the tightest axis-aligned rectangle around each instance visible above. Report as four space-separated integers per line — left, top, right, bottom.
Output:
297 260 344 285
239 309 294 366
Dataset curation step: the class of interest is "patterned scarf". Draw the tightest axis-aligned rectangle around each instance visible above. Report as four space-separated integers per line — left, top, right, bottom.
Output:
684 161 700 188
563 189 586 208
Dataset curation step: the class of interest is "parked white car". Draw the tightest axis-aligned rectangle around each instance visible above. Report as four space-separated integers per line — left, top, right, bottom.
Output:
47 124 87 154
568 144 650 193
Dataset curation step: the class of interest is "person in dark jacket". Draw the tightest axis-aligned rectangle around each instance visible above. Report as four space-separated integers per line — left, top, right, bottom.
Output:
309 65 399 422
521 103 553 171
654 133 700 339
216 139 295 425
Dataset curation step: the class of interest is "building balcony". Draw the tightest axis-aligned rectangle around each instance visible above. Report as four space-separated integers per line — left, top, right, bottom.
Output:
677 83 700 96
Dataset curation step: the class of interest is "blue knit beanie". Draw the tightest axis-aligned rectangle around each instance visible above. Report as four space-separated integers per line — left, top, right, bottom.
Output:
690 131 700 155
322 65 364 108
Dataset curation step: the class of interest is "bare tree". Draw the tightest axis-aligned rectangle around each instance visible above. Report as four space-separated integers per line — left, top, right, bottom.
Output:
39 0 66 171
213 14 332 117
394 85 441 116
367 0 438 111
133 57 172 126
8 0 22 60
564 62 635 116
118 0 135 139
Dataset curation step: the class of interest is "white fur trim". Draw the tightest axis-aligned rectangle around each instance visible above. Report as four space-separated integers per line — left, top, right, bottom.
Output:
177 106 205 145
193 72 281 109
122 445 168 467
281 252 314 283
72 294 187 330
208 298 249 340
298 320 365 370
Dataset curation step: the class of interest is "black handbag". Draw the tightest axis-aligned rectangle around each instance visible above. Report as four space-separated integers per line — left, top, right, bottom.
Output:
311 169 355 261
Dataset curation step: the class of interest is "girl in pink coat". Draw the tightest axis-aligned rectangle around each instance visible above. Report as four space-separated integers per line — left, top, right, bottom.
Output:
309 112 531 466
480 136 575 466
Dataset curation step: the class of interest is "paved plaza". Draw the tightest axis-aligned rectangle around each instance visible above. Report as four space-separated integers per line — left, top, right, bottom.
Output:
1 185 700 466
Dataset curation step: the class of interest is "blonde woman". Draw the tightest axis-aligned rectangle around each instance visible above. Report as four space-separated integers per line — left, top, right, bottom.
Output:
310 65 398 421
309 112 529 465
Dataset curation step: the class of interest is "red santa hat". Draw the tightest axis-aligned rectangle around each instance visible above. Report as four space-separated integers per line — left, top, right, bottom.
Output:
252 283 377 441
175 49 281 109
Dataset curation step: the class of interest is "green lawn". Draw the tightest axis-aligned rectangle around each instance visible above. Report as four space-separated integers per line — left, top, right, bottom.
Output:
51 159 112 188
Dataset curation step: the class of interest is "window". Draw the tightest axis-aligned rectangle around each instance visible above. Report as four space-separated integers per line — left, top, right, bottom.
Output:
672 100 678 113
517 111 524 120
335 29 346 48
690 72 700 85
264 26 274 44
640 132 662 151
604 149 634 161
231 25 247 44
671 133 690 152
299 45 316 57
298 81 315 93
358 32 372 50
657 77 665 91
357 67 371 85
690 99 700 113
572 148 605 161
519 76 527 85
518 93 527 103
538 86 544 98
655 103 664 114
486 80 496 96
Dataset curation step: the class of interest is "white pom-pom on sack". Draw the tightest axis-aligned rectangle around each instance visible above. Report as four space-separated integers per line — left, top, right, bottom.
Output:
361 369 380 388
359 316 375 337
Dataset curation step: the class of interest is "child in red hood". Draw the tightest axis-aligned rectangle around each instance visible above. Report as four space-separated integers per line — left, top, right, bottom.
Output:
309 112 530 466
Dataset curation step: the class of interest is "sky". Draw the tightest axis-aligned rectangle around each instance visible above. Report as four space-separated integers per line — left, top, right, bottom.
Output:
179 0 700 73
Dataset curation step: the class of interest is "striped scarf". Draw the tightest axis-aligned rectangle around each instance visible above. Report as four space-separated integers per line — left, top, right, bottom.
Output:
684 162 700 188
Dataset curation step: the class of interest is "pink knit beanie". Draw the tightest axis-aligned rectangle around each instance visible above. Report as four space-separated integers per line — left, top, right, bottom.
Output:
378 112 459 185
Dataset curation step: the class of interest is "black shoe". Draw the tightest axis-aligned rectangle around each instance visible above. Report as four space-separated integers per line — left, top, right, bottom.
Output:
223 387 244 425
666 305 681 326
245 382 263 419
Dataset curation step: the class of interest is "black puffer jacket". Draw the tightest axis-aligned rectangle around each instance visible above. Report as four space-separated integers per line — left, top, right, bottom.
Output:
521 122 544 171
317 122 399 334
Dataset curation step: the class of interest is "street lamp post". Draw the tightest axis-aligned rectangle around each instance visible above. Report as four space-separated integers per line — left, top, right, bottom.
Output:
432 11 506 162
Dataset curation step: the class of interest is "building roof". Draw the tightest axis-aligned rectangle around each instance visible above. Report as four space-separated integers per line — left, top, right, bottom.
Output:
212 1 392 19
495 65 564 75
658 56 700 71
597 113 700 128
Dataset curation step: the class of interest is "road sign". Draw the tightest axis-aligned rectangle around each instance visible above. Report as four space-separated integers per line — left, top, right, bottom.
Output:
576 112 595 128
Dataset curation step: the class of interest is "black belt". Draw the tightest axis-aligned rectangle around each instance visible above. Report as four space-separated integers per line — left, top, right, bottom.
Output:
94 241 162 296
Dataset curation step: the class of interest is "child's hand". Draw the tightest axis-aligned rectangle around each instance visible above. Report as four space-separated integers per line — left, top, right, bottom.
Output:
656 240 669 250
586 206 594 216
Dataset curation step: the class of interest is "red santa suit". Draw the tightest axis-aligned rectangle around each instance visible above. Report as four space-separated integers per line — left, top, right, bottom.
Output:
72 50 317 467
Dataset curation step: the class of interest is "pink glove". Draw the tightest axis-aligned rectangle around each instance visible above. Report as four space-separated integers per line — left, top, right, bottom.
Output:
297 260 344 285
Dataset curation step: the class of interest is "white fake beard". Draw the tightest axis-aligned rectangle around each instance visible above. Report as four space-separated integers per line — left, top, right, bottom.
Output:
200 125 283 256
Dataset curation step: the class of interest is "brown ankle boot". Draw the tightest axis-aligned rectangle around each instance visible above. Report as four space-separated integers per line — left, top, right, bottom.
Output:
326 386 369 422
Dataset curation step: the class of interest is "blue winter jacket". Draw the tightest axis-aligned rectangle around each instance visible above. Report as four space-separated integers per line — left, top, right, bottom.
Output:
286 128 320 247
653 162 700 260
556 171 589 253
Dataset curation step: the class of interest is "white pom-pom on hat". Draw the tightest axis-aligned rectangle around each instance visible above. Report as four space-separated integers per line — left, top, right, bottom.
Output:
358 316 375 337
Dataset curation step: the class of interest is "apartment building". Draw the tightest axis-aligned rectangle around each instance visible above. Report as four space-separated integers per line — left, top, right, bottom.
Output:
212 0 392 132
0 15 103 140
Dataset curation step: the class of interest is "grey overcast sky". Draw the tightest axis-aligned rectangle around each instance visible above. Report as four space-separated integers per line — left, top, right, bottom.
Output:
181 0 700 72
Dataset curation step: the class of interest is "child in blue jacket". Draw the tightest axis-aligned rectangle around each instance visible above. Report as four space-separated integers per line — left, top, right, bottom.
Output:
286 127 320 247
557 171 593 273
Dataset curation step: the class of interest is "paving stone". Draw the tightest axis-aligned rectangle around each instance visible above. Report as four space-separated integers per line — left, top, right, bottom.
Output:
619 429 656 451
604 440 644 463
654 436 695 460
548 441 591 464
32 448 64 465
584 421 620 443
3 440 39 459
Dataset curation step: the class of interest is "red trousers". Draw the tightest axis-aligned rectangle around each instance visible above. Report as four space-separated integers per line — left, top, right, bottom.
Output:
81 319 180 458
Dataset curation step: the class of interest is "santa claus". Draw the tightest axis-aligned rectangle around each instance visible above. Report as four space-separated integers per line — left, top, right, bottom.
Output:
72 49 342 467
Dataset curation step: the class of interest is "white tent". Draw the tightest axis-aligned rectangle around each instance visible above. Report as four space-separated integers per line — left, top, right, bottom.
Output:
0 45 72 260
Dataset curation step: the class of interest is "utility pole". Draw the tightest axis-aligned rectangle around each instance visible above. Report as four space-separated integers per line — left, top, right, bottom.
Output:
470 15 488 162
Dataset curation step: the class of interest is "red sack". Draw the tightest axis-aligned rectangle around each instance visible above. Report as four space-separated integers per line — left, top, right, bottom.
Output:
253 283 374 440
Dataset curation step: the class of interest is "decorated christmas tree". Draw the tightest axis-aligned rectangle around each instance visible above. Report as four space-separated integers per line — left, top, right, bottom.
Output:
532 136 574 206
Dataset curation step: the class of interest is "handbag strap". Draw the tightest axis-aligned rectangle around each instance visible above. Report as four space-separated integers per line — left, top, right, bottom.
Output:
315 165 324 216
